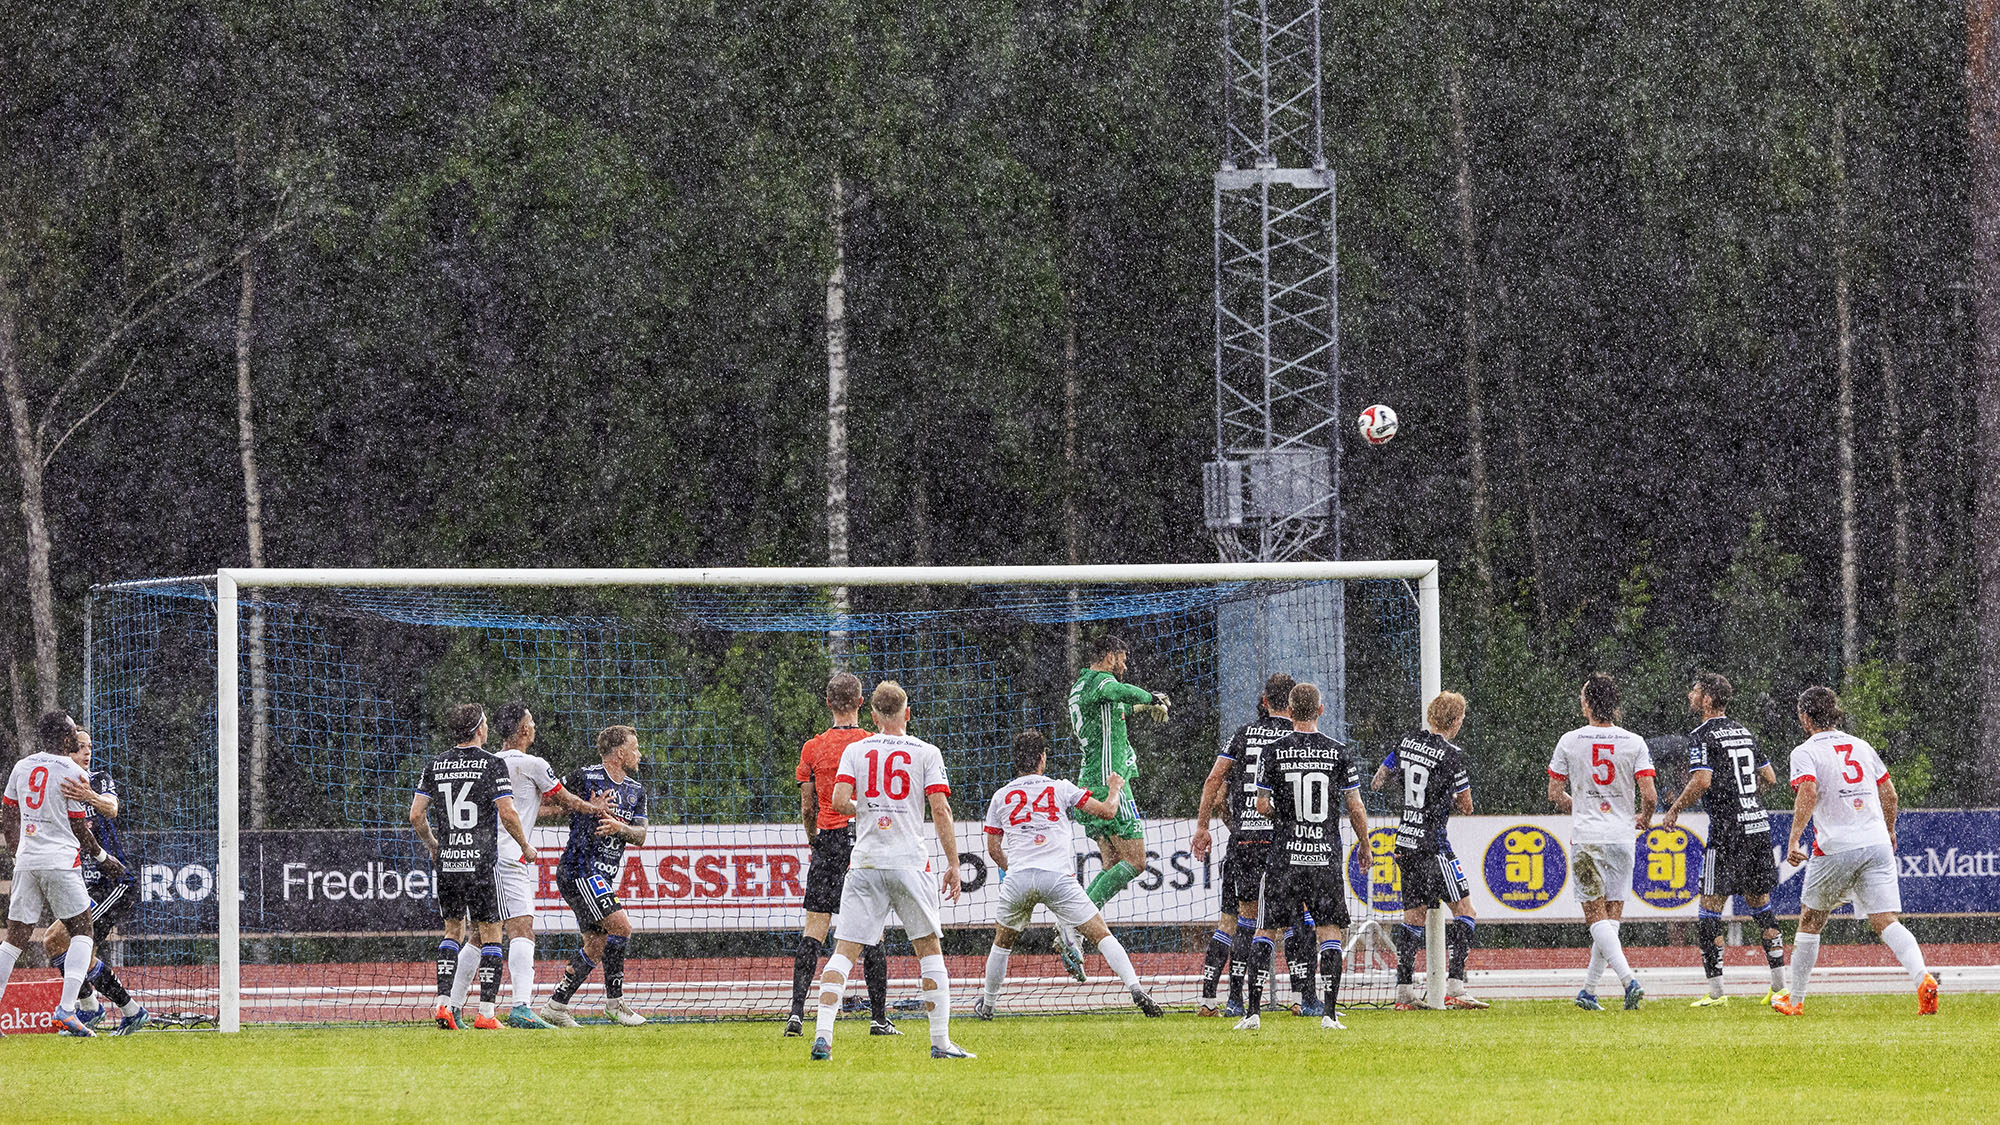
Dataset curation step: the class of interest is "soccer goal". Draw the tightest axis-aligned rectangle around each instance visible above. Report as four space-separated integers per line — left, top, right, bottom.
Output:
84 563 1444 1032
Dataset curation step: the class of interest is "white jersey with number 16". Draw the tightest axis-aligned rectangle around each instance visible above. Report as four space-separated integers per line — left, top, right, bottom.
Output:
836 732 951 871
1548 725 1655 845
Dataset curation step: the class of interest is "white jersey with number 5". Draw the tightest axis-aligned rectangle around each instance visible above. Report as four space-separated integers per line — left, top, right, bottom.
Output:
495 748 564 863
1789 730 1893 855
983 774 1092 875
1548 725 1655 845
836 732 950 871
3 751 91 871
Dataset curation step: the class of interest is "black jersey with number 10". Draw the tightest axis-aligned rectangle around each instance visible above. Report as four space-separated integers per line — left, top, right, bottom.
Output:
1386 729 1471 852
1255 731 1361 867
416 747 513 875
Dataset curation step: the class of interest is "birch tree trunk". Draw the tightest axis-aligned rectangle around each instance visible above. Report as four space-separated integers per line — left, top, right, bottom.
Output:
0 284 58 711
1448 48 1492 611
825 173 852 656
235 158 272 827
8 645 34 760
1064 278 1082 673
1833 109 1861 672
1969 0 2000 798
1878 291 1912 662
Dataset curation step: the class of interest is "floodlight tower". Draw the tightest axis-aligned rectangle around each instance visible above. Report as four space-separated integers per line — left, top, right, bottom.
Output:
1202 0 1342 564
1202 0 1350 742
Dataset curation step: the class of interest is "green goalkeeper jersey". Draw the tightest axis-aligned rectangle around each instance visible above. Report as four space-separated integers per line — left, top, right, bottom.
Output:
1068 668 1157 785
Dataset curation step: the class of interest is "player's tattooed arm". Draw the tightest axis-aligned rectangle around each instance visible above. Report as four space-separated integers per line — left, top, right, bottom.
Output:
409 793 439 857
1344 788 1369 848
1756 764 1778 789
1454 786 1474 816
593 814 645 845
496 795 538 862
1787 778 1818 865
74 816 125 881
549 785 612 819
1369 762 1392 791
800 778 818 843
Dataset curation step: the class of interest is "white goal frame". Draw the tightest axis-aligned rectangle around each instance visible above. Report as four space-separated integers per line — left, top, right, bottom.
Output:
212 561 1443 1031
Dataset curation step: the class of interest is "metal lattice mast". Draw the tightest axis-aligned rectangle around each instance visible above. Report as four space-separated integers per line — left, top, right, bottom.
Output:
1203 0 1342 563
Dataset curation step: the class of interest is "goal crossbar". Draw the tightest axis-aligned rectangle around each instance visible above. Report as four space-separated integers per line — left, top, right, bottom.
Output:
210 562 1444 1031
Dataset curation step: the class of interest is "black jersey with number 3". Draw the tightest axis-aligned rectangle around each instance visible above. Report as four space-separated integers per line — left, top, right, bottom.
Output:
1687 717 1771 843
1255 731 1361 867
1219 717 1292 841
1385 730 1471 852
416 746 513 876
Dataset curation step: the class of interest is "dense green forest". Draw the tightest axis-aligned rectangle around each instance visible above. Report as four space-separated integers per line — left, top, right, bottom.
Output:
1 1 1995 808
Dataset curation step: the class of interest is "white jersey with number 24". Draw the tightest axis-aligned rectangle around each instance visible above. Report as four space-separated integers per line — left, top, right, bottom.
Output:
983 774 1092 875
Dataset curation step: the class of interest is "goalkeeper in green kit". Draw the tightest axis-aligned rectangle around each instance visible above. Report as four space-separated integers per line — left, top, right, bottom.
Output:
1056 634 1171 981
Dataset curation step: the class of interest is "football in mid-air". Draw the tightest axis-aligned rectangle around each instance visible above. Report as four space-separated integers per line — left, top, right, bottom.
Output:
1358 404 1398 445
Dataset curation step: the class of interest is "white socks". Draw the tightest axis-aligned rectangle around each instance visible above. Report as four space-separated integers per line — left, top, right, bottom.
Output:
1097 934 1141 990
814 952 853 1041
1588 920 1634 987
983 945 1011 1003
1880 922 1928 987
919 953 951 1047
1790 932 1821 1002
450 940 481 1007
60 936 94 1009
509 937 537 1006
1584 944 1606 993
0 941 20 997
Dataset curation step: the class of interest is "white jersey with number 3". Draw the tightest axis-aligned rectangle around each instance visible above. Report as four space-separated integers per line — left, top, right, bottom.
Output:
1548 725 1655 845
1789 730 1893 855
3 751 91 871
495 748 563 863
983 774 1092 875
836 733 950 871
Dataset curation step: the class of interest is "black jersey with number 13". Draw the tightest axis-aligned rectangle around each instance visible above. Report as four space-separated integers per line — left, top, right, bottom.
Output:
1256 731 1361 867
1687 716 1771 843
416 748 513 875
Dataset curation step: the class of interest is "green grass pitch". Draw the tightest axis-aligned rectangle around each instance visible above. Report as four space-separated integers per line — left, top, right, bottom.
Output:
8 996 1989 1122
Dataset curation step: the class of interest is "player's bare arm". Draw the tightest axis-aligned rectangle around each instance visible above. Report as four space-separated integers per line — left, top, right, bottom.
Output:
800 777 818 842
74 816 126 881
549 784 612 819
831 780 857 818
986 832 1008 873
1635 773 1658 830
409 792 438 855
1 800 18 852
1370 762 1392 791
1880 774 1900 850
1547 775 1572 814
61 776 117 817
1662 767 1709 829
1076 788 1121 820
1345 788 1369 845
1454 787 1474 816
593 813 645 845
929 790 962 902
1787 778 1818 865
496 795 538 862
1192 756 1231 860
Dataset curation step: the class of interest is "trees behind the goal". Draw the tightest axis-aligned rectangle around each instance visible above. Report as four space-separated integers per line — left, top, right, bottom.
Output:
85 564 1439 1031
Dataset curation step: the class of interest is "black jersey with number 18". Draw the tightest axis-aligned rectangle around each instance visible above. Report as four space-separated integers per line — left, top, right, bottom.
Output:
1385 729 1471 853
1255 731 1361 868
416 747 513 875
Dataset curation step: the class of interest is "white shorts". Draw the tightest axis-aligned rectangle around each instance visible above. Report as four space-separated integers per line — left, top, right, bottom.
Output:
495 857 535 921
1802 844 1903 916
994 868 1097 931
6 867 91 924
1571 842 1635 904
834 867 941 945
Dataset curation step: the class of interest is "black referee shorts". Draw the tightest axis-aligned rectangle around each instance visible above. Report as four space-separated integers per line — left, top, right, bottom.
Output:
1264 865 1349 931
803 826 856 915
1700 833 1780 899
437 868 503 925
1396 845 1472 909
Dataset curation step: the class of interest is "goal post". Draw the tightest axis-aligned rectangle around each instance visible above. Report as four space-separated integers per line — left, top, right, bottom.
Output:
132 561 1443 1031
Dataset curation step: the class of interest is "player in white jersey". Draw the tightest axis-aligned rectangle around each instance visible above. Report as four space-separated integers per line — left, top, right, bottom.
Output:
971 730 1163 1019
443 702 611 1028
810 680 972 1060
0 711 128 1036
1546 673 1655 1011
1774 686 1938 1016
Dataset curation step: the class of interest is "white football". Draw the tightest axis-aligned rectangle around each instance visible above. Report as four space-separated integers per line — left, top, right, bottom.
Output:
1358 404 1398 445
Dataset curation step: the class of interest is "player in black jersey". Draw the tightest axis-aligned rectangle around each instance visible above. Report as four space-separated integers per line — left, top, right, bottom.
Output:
43 728 148 1034
540 724 650 1028
409 704 537 1030
1236 682 1369 1032
1660 672 1786 1005
1373 691 1485 1010
1192 673 1295 1017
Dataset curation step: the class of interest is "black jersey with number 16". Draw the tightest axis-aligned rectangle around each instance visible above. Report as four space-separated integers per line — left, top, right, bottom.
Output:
1255 731 1361 867
416 747 513 875
1385 729 1471 852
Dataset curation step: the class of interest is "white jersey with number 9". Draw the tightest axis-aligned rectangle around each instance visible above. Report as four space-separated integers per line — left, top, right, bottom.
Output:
3 751 91 871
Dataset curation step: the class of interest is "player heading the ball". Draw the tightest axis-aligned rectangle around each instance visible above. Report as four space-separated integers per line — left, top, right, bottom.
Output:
1547 674 1654 1012
408 704 537 1030
972 730 1163 1020
540 724 650 1028
1776 686 1938 1017
811 681 973 1060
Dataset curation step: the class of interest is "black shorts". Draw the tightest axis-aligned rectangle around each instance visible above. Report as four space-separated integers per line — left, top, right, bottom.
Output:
559 869 623 934
1264 865 1349 931
1221 838 1272 912
1701 833 1780 898
437 869 503 925
84 880 138 938
1396 845 1471 909
803 826 856 915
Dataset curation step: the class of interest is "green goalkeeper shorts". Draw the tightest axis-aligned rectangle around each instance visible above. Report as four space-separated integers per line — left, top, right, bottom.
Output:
1074 787 1145 841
